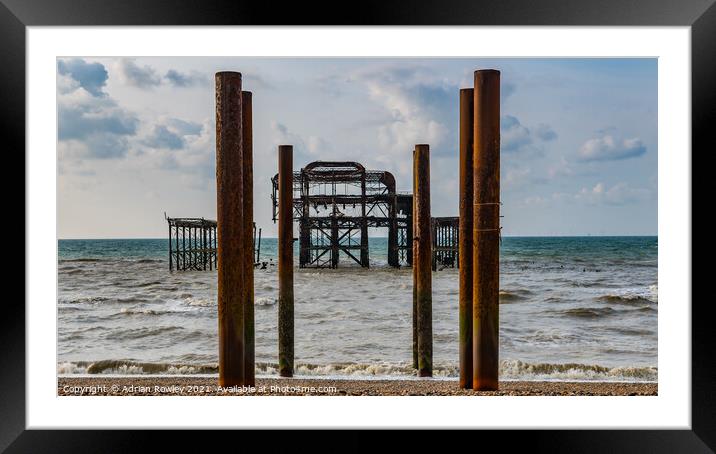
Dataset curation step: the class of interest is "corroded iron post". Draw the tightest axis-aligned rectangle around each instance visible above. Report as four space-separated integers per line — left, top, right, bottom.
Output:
473 70 500 390
242 90 255 386
412 151 418 369
459 88 474 389
360 173 370 267
215 71 245 386
278 145 294 377
414 144 432 377
168 223 173 271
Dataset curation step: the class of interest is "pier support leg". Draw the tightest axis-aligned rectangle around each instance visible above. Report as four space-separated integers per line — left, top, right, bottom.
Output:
388 197 398 267
278 145 295 377
202 225 207 270
168 223 173 271
412 161 418 369
331 217 339 268
242 90 255 386
472 70 500 391
459 88 474 389
299 175 310 268
360 175 369 268
414 144 432 377
215 71 245 386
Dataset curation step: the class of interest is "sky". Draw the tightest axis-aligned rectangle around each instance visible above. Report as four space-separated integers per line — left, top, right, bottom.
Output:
57 57 657 238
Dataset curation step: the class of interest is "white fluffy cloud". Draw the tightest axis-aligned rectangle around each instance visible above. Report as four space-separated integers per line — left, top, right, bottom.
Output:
575 182 651 205
353 65 453 156
58 59 139 160
115 58 162 89
578 135 646 162
501 115 557 154
58 57 213 187
165 69 208 87
501 115 532 152
270 121 332 162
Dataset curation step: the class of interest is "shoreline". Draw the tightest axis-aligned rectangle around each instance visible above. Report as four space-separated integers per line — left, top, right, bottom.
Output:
58 376 657 396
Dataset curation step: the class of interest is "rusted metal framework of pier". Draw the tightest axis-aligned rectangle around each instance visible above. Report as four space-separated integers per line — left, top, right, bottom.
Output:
432 216 459 270
167 217 217 271
270 160 459 269
271 161 408 268
167 217 262 271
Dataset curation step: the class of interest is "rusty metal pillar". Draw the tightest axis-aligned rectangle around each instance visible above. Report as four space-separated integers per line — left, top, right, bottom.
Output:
257 227 262 264
331 215 339 268
459 88 474 389
406 198 413 266
208 227 213 271
202 223 207 270
168 222 173 271
473 70 500 391
414 144 432 377
174 225 179 271
241 90 255 386
215 71 245 386
278 145 294 377
388 195 398 267
431 218 437 272
411 153 418 369
360 172 369 267
299 171 310 268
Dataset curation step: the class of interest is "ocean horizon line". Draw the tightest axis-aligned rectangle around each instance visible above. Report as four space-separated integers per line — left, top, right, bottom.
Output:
58 234 658 241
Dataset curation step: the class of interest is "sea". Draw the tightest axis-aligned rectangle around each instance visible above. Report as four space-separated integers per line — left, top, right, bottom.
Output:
57 236 658 382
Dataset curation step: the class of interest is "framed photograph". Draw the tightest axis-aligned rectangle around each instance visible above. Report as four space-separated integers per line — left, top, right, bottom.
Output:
8 0 711 448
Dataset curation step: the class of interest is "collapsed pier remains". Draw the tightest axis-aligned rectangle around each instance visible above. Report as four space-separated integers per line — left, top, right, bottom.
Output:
270 160 459 269
167 217 262 272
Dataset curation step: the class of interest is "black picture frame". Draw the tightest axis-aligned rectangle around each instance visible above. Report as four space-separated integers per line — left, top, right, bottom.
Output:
4 0 711 449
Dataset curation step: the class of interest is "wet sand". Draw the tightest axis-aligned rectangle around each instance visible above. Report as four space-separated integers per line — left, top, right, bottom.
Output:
58 376 657 396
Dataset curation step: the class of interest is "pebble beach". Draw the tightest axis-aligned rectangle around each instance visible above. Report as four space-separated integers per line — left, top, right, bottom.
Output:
58 376 657 396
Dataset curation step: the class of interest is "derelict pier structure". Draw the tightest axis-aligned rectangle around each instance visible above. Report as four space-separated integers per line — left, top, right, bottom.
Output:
271 160 458 269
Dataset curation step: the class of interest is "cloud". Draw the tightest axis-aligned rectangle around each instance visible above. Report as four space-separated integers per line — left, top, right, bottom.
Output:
501 115 558 154
547 157 574 179
57 59 109 97
82 134 133 159
503 167 532 188
165 69 208 87
352 65 454 156
502 81 516 99
523 195 547 205
143 125 184 150
116 58 162 89
535 123 557 141
307 135 331 155
164 69 270 90
58 92 138 141
501 115 533 152
142 118 203 150
503 166 549 190
575 182 651 205
316 74 347 97
134 118 216 189
270 121 331 163
57 59 140 160
578 135 646 162
165 118 203 136
243 73 274 90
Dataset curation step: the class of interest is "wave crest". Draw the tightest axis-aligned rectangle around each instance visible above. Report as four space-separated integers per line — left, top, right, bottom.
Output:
58 359 657 382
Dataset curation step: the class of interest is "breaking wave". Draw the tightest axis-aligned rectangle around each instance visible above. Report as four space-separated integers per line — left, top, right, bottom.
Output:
499 289 532 303
255 297 276 306
58 359 657 382
559 307 617 318
499 359 657 382
597 294 656 305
